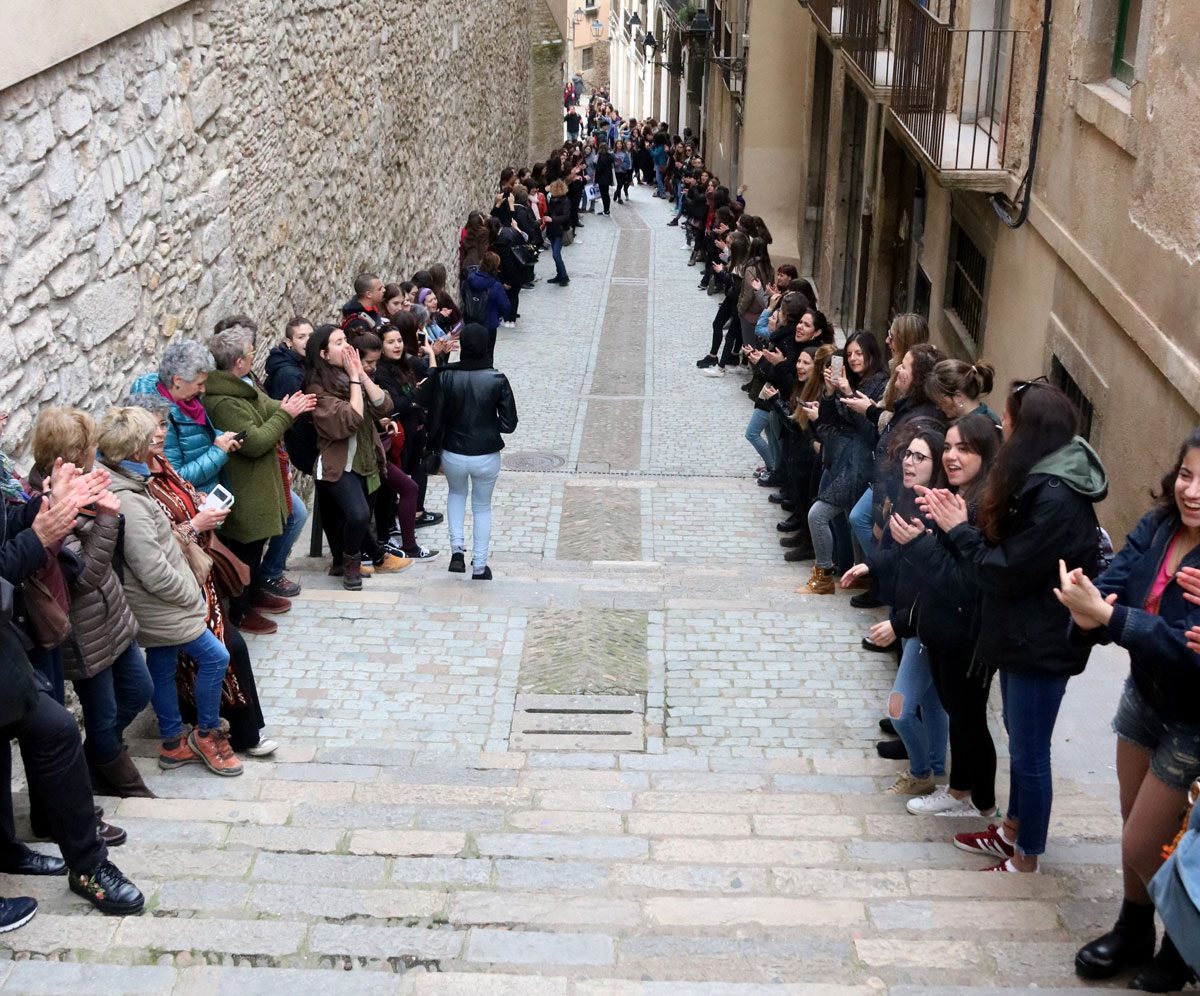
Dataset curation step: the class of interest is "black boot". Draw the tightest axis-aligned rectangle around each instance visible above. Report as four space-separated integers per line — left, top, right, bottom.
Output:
780 532 810 548
1130 934 1197 992
1075 900 1157 979
784 544 814 563
777 514 805 533
876 739 908 760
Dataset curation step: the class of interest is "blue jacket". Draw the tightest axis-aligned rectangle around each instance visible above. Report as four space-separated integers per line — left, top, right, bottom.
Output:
129 373 228 493
1072 507 1200 721
465 269 511 332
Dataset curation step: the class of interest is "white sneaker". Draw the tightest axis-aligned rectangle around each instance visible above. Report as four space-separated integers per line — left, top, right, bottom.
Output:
907 786 980 816
247 737 278 757
702 366 725 378
500 320 516 328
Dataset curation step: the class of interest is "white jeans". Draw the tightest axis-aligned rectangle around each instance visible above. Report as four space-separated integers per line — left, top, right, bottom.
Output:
440 450 502 569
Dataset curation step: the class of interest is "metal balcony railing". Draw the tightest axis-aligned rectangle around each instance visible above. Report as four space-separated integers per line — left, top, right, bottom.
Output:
890 0 1021 173
809 0 844 40
844 0 897 89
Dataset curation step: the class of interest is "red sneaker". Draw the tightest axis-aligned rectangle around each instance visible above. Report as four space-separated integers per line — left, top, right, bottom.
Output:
954 824 1016 859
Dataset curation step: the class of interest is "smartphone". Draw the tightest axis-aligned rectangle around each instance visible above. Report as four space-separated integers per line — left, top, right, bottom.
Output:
201 485 235 512
830 355 845 382
232 431 247 443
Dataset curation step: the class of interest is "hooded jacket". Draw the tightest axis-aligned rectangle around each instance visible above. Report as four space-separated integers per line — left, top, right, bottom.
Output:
129 373 227 494
60 509 138 681
427 324 518 457
340 298 383 329
200 369 293 544
465 269 511 332
1071 507 1200 721
264 343 305 401
948 436 1108 677
106 464 208 648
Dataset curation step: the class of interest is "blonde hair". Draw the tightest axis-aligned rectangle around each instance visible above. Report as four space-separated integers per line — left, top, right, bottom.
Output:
32 407 98 473
97 407 158 465
549 179 568 197
882 313 931 409
793 345 838 427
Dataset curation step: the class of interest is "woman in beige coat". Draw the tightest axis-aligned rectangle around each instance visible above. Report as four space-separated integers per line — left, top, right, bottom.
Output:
98 407 242 778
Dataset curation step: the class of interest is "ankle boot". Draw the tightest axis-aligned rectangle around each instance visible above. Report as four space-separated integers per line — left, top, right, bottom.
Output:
1130 934 1197 992
1075 900 1156 979
781 531 810 548
94 748 156 799
342 554 363 591
802 566 836 595
784 543 815 562
777 514 805 533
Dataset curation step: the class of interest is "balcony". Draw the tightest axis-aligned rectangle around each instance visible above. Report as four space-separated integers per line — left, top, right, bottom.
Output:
808 0 844 43
843 0 899 95
889 0 1024 187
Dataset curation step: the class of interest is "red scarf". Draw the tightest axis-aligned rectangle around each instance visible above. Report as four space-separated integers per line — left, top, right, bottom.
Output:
157 381 206 425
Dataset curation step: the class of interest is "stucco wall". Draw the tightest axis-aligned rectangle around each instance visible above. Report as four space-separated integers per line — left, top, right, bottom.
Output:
0 0 531 459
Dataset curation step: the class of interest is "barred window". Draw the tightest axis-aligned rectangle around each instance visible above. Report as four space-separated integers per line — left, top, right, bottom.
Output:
1050 356 1095 441
948 224 987 349
582 46 594 71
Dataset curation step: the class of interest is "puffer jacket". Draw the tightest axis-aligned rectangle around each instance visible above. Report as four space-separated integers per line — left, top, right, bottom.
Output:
105 463 208 648
426 324 518 456
60 509 138 680
129 373 227 494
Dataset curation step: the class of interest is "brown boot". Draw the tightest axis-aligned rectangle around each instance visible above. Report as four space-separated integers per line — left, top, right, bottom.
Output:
342 553 363 591
803 566 837 595
94 747 156 799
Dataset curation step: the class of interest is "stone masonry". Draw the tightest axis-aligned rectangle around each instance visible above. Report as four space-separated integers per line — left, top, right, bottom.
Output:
0 0 532 460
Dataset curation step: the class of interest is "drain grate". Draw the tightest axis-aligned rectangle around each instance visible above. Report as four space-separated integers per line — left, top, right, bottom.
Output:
509 694 645 752
502 451 566 472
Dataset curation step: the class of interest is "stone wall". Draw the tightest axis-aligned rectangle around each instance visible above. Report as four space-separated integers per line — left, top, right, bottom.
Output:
529 0 567 163
0 0 531 460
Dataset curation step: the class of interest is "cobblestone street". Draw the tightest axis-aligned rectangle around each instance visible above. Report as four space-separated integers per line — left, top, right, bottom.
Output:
0 183 1134 995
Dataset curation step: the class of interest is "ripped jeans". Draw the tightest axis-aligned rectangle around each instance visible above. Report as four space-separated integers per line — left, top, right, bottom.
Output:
890 637 948 780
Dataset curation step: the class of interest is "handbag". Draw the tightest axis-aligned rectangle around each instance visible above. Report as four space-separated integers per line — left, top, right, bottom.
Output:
22 557 73 650
1147 778 1200 974
585 182 601 202
175 528 213 586
202 533 249 598
562 227 575 247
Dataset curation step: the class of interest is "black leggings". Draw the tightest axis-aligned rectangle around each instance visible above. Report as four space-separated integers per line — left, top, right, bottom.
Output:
709 295 739 361
616 172 632 199
928 646 997 813
598 183 611 213
316 471 382 561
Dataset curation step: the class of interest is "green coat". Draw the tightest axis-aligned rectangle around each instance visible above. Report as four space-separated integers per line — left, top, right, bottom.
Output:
201 369 294 544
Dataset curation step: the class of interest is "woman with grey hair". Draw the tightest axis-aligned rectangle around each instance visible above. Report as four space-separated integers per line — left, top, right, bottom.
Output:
129 339 242 494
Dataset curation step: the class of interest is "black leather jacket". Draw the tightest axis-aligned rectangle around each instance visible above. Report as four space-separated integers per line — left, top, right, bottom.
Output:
429 367 518 456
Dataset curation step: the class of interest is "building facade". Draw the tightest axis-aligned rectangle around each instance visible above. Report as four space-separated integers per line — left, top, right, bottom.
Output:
0 0 532 461
566 0 613 95
699 0 1199 537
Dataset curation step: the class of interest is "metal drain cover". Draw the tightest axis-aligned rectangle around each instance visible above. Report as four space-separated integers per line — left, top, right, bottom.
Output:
509 694 645 752
502 451 566 472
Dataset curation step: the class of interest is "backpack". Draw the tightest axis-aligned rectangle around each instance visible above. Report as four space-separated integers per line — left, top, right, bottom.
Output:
461 268 490 324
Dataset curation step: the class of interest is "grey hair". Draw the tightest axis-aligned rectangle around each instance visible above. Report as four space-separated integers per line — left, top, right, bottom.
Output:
119 392 172 415
411 303 429 326
209 327 255 371
157 339 215 386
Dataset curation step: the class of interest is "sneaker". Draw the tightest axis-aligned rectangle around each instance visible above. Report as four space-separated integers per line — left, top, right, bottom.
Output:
187 727 244 777
403 545 441 562
702 366 725 377
982 858 1036 873
247 736 279 758
416 510 444 528
158 736 202 770
448 551 466 574
884 772 937 795
500 320 516 329
908 786 966 815
954 823 1016 858
373 553 413 573
696 355 718 369
876 739 908 760
68 860 144 915
258 575 301 598
0 897 37 933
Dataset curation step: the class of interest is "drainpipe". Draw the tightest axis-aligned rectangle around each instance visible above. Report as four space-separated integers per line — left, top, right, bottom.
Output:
992 0 1051 229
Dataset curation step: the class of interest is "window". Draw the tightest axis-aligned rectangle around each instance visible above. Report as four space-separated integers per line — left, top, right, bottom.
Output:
1111 0 1142 85
582 46 594 71
948 224 987 349
1051 356 1096 440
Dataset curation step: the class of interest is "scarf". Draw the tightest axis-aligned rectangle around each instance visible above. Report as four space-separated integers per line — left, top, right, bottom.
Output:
0 451 29 501
118 458 152 478
157 381 206 425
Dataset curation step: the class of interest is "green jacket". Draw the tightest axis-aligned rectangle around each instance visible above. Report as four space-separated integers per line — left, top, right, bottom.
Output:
201 369 294 544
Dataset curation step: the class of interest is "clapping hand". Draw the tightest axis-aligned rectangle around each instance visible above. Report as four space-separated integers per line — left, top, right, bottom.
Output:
888 514 925 545
915 486 968 532
280 392 317 418
1054 559 1117 630
841 390 874 415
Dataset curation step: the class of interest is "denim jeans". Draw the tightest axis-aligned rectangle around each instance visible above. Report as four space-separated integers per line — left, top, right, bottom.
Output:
849 486 874 553
260 489 307 581
808 499 843 569
1000 668 1069 857
71 640 153 765
441 450 502 569
654 164 666 198
745 408 773 472
145 629 230 740
550 236 567 281
766 411 784 475
891 637 948 780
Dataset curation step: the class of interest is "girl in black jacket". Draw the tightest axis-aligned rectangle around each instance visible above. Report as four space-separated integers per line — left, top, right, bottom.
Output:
920 381 1107 873
902 414 1002 817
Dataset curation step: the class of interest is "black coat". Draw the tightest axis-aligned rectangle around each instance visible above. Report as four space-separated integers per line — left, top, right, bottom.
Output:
905 523 982 656
0 497 47 587
546 195 572 240
426 326 518 457
594 153 614 187
948 454 1106 677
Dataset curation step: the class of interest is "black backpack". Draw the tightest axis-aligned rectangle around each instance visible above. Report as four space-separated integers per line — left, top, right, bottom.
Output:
461 267 489 324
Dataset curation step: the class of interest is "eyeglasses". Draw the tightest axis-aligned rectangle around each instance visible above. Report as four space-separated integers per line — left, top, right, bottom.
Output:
902 450 930 465
1012 375 1048 395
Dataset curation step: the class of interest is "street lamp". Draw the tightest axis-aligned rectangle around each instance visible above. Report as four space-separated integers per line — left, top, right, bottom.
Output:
573 6 584 23
628 11 642 29
643 31 658 50
590 18 604 40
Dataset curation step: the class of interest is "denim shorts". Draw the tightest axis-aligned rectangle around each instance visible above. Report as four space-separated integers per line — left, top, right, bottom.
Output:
1112 677 1200 792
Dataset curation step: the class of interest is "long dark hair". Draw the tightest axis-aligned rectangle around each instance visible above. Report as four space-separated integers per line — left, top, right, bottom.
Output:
843 330 885 388
947 412 1003 505
979 381 1081 541
888 420 947 519
903 343 945 409
303 324 347 395
1154 426 1200 521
